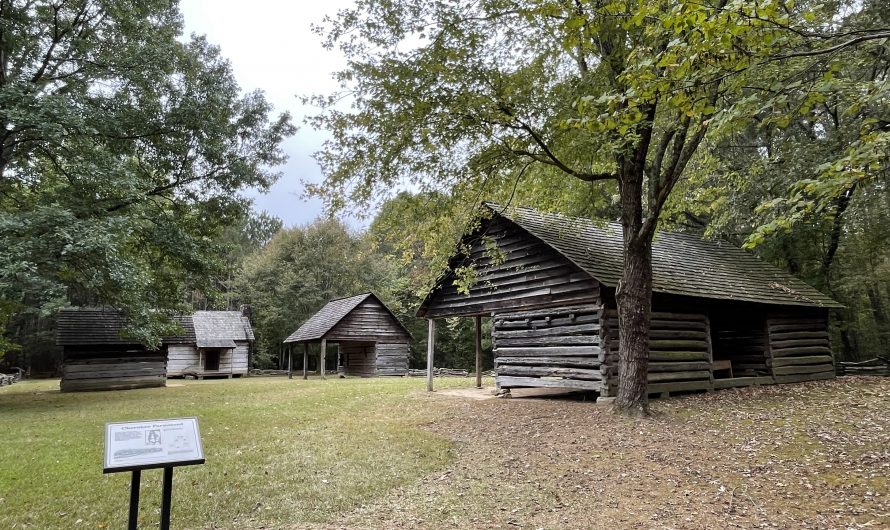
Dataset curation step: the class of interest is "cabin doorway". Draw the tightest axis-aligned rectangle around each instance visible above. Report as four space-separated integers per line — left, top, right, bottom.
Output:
204 350 220 372
710 315 769 379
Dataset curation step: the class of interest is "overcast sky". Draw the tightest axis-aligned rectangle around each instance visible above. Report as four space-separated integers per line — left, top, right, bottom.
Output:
179 0 356 227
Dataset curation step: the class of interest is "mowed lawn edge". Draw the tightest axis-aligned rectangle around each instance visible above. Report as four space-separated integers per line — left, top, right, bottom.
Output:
0 376 477 529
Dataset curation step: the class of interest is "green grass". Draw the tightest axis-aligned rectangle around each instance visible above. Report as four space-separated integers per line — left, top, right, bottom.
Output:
0 376 476 529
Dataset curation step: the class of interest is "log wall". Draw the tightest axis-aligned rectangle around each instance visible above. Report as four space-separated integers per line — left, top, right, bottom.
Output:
601 309 713 396
493 304 604 391
61 347 167 392
340 342 377 377
767 315 835 383
376 342 409 376
424 217 600 318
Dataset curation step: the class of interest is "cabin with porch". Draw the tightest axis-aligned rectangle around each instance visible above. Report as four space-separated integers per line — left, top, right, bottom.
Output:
56 308 168 392
166 310 254 378
417 203 842 397
283 293 412 378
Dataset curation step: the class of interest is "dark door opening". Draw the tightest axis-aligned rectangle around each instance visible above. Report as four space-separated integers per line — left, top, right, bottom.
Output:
204 350 220 372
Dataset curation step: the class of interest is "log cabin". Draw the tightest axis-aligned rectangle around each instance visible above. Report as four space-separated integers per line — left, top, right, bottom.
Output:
283 293 412 378
417 203 842 397
56 308 168 392
166 310 255 378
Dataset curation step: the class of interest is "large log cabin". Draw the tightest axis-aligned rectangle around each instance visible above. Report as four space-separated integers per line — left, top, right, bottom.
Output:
283 293 412 378
418 203 842 397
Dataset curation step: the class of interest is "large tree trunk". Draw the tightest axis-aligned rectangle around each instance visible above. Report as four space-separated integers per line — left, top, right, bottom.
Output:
614 170 653 415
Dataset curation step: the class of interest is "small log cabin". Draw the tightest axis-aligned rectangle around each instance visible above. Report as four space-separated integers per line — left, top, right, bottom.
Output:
166 310 255 378
418 203 842 397
56 308 168 392
283 293 412 378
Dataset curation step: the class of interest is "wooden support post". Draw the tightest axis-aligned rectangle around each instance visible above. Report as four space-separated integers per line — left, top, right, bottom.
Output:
427 319 435 392
287 345 293 379
474 315 483 389
320 338 327 380
302 343 308 380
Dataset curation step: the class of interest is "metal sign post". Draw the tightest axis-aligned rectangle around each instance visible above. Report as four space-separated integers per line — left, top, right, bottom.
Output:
103 417 205 530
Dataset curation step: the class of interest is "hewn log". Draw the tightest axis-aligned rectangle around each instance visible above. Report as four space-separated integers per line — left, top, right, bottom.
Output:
772 364 836 375
494 346 602 357
497 365 603 380
648 351 710 361
648 361 711 372
493 323 600 338
770 355 834 367
494 335 600 347
771 346 832 357
770 331 830 341
494 356 601 368
496 376 602 391
646 370 711 383
773 371 835 384
648 339 709 351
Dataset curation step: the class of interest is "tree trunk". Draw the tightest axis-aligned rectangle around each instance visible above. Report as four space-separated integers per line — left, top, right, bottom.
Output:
614 169 653 415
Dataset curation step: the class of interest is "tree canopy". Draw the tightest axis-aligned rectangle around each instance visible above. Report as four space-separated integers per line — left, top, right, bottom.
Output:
0 0 294 348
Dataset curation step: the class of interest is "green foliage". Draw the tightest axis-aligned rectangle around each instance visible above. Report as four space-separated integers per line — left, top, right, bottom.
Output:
0 1 295 347
235 218 397 366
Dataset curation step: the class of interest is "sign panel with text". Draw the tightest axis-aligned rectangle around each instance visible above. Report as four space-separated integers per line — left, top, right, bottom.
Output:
104 417 204 473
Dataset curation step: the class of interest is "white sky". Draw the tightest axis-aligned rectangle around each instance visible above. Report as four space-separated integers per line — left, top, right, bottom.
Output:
179 0 356 227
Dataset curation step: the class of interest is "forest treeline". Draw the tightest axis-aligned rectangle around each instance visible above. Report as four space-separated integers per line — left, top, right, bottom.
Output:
1 1 888 374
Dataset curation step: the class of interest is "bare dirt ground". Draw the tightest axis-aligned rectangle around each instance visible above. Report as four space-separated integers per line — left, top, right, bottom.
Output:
327 377 890 529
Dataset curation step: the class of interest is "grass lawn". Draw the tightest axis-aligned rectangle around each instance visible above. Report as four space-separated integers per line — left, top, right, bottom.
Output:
0 376 473 529
2 375 889 529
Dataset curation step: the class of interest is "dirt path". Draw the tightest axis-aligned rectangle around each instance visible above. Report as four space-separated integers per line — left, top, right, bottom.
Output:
333 377 890 529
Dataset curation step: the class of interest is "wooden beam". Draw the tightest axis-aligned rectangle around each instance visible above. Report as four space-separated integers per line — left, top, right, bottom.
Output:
302 343 308 380
475 315 482 389
320 338 327 380
287 345 293 379
427 319 435 392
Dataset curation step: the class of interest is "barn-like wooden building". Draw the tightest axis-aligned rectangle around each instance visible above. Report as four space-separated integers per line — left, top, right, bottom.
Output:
56 308 168 392
283 293 411 378
418 203 842 397
166 310 254 378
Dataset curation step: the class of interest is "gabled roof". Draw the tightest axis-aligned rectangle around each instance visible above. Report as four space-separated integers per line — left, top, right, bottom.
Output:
283 292 411 343
192 311 255 348
423 203 840 310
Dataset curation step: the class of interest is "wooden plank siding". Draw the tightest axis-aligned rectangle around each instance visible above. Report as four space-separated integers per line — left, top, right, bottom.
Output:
60 347 166 392
493 304 604 391
340 342 377 377
166 342 249 376
422 217 600 318
325 298 411 342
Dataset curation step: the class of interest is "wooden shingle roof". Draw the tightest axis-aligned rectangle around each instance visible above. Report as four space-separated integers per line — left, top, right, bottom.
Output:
192 311 255 348
283 293 411 343
482 203 841 309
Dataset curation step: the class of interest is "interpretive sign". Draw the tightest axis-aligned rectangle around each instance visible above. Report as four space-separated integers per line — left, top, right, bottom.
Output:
104 417 204 473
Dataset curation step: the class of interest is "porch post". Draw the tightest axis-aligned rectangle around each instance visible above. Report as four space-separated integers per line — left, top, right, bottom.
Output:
320 338 327 380
287 344 293 379
426 319 435 392
475 315 483 389
302 343 308 380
